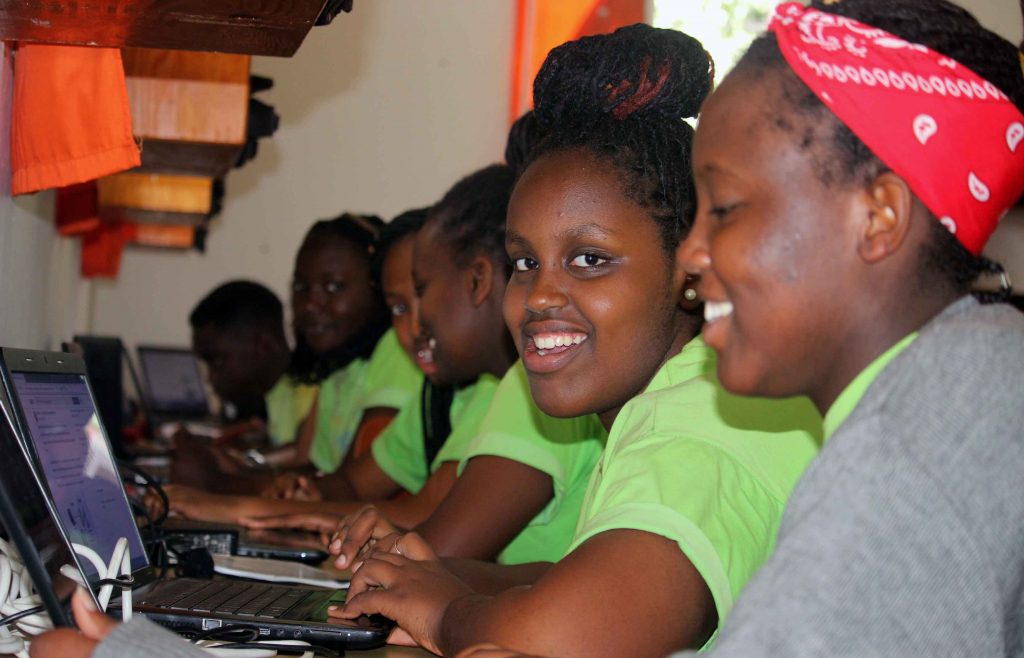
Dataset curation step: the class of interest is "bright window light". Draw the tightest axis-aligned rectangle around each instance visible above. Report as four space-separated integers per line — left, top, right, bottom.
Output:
652 0 775 83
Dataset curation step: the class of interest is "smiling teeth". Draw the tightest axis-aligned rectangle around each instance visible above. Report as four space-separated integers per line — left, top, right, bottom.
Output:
704 301 734 323
533 334 586 350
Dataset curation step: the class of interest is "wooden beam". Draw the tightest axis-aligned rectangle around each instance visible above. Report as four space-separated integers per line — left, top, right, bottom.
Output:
0 1 329 57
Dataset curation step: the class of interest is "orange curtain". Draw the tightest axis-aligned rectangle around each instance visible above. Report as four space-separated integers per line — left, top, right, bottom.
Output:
11 44 139 195
509 0 645 124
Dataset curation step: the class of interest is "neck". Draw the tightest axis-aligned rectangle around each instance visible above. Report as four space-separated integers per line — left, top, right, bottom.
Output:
810 289 960 413
259 346 291 393
483 330 518 380
596 312 702 431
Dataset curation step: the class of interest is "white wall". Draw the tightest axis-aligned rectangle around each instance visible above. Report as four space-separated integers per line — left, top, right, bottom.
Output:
88 1 516 349
0 44 83 351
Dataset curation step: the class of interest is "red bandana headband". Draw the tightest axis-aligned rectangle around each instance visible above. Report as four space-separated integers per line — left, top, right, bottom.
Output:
769 2 1024 255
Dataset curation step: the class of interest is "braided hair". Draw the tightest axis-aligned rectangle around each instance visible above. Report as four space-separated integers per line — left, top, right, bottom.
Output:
505 111 543 177
734 0 1024 299
526 23 714 255
429 164 516 273
372 207 429 287
288 212 390 384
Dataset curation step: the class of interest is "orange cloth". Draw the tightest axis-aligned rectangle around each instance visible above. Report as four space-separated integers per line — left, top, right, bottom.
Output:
11 44 139 195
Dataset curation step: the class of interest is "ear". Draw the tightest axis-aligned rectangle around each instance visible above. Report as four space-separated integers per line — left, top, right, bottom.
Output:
672 243 701 311
467 256 495 307
858 172 915 264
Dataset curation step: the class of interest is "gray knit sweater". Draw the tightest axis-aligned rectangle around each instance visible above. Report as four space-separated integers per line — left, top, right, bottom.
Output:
682 297 1024 656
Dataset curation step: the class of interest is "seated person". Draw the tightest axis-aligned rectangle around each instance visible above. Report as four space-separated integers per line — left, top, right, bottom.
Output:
159 167 522 531
168 212 422 493
188 279 317 456
329 25 820 658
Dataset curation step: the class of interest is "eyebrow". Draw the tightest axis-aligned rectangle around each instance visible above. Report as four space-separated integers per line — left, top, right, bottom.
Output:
506 222 615 247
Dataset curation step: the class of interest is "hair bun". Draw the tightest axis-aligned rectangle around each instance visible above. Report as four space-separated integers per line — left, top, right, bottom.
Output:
533 23 713 126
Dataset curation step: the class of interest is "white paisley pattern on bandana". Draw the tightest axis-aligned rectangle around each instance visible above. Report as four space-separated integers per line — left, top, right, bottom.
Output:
770 2 1024 255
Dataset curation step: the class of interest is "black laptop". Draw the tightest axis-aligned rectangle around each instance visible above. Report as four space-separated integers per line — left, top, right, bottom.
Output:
0 397 74 629
135 345 213 424
0 347 388 650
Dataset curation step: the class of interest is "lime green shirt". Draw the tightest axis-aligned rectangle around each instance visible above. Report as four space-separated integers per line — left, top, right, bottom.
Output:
458 361 607 565
372 374 500 494
263 376 318 447
823 332 918 441
568 337 822 644
308 329 422 473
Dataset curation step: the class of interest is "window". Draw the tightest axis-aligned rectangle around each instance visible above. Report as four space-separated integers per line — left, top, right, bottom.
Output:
651 0 774 83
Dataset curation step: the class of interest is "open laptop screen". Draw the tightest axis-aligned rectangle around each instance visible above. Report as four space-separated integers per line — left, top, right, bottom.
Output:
136 347 210 416
7 370 149 581
0 403 75 624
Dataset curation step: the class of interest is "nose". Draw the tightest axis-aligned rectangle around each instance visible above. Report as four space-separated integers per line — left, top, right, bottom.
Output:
296 285 325 315
525 267 568 314
679 216 712 277
408 298 426 340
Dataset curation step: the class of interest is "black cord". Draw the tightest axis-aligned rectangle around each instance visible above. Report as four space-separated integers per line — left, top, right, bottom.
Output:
0 604 45 628
118 459 169 526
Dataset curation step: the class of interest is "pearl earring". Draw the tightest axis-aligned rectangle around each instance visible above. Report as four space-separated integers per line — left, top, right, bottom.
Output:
684 288 698 302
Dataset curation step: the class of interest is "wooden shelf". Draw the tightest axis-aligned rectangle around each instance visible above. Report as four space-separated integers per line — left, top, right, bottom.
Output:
0 1 329 57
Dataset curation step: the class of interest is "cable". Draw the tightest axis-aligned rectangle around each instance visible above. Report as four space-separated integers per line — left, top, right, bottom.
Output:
0 537 55 657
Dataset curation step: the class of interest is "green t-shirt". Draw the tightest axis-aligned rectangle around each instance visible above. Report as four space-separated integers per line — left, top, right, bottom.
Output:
458 361 607 565
308 329 422 473
264 376 318 447
372 374 500 494
567 337 822 644
823 332 918 441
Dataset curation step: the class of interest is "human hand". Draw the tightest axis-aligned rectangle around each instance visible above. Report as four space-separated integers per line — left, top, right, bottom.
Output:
326 505 399 570
240 512 342 544
330 532 472 655
148 484 223 521
28 588 117 657
261 474 322 501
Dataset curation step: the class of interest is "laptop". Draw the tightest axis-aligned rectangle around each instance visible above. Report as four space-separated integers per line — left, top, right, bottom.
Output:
0 347 388 650
135 345 213 424
0 396 74 628
161 517 330 565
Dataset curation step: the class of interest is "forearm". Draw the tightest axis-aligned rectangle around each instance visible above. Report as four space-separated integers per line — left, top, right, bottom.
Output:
438 592 527 657
443 559 552 595
314 471 361 501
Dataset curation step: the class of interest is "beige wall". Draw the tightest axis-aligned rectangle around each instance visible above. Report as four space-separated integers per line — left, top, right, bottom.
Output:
88 0 516 350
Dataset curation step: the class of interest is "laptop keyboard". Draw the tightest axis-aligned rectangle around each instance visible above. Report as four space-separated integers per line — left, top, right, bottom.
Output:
140 579 314 618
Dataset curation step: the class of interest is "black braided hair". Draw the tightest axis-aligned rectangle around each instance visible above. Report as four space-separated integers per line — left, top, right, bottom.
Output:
505 110 544 177
372 207 430 287
429 164 516 274
527 23 714 254
287 212 390 384
189 280 285 340
734 0 1024 299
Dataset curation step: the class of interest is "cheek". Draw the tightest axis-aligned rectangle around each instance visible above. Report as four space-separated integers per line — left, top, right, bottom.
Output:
502 282 527 354
392 316 416 357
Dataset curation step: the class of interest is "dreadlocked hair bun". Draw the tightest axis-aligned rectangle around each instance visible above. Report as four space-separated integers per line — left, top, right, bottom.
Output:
527 23 714 253
533 23 713 125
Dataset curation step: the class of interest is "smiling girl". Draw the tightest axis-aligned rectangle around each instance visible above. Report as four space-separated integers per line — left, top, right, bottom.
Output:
334 24 821 658
673 1 1024 654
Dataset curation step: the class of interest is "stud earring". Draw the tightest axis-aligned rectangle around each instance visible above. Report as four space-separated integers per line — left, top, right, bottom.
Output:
881 206 896 220
684 288 698 302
